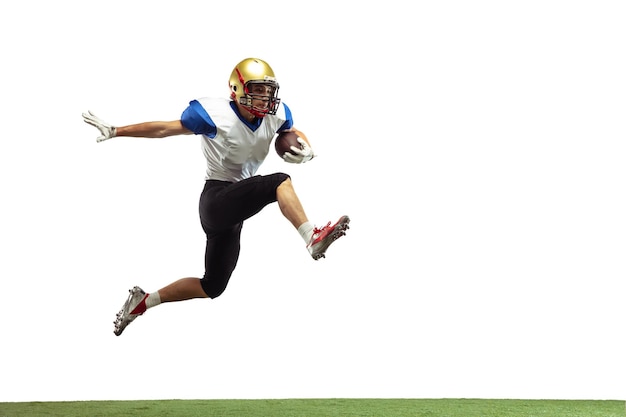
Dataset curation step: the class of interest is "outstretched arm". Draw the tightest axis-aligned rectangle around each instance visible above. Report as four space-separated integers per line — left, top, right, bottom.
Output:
116 120 192 138
82 111 193 142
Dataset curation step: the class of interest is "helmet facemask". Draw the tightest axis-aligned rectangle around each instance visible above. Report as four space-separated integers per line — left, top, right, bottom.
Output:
240 79 281 118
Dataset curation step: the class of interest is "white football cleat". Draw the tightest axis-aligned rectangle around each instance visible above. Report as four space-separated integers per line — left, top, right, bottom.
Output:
113 286 147 336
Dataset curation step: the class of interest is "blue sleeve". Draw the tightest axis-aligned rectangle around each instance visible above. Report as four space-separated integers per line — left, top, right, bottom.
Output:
181 100 217 137
278 103 294 132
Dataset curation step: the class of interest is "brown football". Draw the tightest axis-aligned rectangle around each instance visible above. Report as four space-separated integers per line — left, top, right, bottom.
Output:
274 131 302 157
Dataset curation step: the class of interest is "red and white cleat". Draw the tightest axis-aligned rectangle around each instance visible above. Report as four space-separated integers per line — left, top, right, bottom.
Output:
113 286 148 336
307 215 350 260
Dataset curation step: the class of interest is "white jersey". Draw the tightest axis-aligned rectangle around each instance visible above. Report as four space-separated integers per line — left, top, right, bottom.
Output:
181 97 292 182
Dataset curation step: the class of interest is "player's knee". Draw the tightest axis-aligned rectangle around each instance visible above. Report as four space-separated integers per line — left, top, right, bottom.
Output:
275 173 293 193
200 278 228 299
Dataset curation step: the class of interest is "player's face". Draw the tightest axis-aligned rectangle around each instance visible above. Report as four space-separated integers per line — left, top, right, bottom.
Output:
247 83 276 109
239 80 280 118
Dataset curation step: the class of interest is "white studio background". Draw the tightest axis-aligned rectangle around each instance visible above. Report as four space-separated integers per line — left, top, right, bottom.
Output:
1 0 625 402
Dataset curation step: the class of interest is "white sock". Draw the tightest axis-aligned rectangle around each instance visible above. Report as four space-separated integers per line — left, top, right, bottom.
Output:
297 221 314 244
145 292 162 309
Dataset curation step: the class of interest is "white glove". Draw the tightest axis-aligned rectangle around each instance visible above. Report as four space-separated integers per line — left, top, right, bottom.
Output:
282 137 315 164
82 111 117 143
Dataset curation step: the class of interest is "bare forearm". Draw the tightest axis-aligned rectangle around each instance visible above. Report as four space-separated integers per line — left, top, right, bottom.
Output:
115 120 192 138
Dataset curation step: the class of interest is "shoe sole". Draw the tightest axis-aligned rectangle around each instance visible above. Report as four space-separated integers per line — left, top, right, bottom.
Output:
311 215 350 260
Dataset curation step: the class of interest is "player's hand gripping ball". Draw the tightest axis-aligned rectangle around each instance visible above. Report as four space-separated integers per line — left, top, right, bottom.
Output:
275 131 315 163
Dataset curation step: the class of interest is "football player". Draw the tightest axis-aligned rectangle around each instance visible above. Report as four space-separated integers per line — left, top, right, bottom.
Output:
82 58 350 336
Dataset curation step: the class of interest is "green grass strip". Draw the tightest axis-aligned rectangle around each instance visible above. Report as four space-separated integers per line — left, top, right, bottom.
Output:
0 398 624 417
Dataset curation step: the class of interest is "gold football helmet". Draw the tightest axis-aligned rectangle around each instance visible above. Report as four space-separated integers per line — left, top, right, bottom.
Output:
229 58 280 118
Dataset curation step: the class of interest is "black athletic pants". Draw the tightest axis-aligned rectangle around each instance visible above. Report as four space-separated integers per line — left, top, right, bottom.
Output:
198 172 290 298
